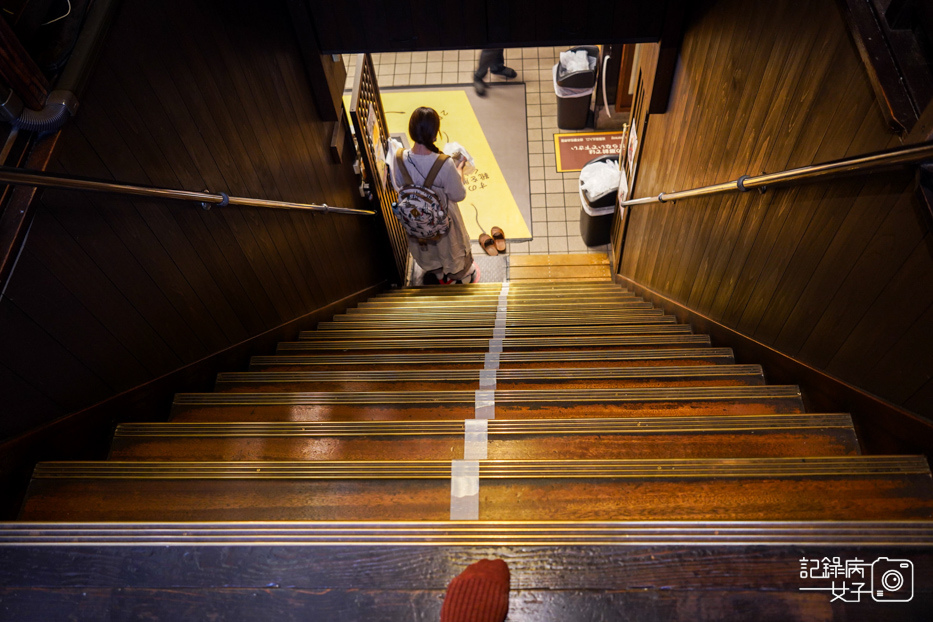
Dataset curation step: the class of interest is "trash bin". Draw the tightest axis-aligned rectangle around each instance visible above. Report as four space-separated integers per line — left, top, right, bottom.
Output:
554 46 599 130
579 155 620 246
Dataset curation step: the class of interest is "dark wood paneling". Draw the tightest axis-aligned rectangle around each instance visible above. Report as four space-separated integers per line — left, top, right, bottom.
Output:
0 282 385 519
1 0 386 474
1 533 931 620
0 587 919 621
619 0 933 421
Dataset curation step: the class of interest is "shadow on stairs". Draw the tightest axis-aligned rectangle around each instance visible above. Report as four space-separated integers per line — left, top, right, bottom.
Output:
2 260 931 620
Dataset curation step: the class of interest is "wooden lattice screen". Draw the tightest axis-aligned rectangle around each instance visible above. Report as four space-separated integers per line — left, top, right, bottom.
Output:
349 54 408 283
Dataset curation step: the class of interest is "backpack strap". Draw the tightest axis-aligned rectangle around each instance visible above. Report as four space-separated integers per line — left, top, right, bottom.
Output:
395 148 414 186
423 153 449 188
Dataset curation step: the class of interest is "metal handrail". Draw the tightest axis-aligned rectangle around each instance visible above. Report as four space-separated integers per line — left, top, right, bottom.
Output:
620 140 933 206
0 166 375 215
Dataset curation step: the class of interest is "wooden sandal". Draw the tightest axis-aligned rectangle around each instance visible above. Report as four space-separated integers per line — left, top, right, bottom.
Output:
490 226 506 253
479 233 499 256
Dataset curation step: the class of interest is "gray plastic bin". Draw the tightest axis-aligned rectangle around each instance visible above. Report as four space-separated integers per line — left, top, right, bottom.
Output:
578 155 619 246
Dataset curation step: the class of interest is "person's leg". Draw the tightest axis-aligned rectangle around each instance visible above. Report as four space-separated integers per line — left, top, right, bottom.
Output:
444 256 478 284
440 559 510 622
474 49 501 81
473 49 502 96
487 49 516 78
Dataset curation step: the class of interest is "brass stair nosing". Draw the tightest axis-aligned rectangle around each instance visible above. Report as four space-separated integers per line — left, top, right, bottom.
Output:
276 335 713 352
31 456 931 479
249 347 737 367
216 364 764 384
5 521 933 546
335 303 656 318
172 385 804 406
297 324 692 341
317 315 672 330
114 413 856 438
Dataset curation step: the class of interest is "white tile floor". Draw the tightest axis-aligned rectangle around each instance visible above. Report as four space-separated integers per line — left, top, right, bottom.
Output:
345 47 612 257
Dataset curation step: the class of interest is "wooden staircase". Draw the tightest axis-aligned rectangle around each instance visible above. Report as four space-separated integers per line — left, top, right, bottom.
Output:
3 265 933 619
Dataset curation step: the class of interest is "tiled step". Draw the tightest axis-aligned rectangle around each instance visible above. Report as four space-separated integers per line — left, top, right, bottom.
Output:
299 323 691 341
249 348 737 371
169 385 804 421
214 364 765 392
20 457 933 521
109 414 860 461
276 334 713 354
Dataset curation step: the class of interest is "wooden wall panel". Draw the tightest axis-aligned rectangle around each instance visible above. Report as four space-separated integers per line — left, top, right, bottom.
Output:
619 0 933 420
0 0 386 447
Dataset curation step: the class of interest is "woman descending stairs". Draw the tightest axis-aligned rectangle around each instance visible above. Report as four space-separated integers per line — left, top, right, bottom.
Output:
3 262 933 619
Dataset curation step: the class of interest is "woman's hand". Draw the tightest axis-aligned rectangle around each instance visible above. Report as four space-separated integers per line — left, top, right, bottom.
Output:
455 159 467 183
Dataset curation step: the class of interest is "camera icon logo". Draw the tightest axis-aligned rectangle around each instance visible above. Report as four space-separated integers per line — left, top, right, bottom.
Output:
871 558 914 602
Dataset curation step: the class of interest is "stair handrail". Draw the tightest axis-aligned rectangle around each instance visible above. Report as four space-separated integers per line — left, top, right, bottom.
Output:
0 166 375 215
620 140 933 206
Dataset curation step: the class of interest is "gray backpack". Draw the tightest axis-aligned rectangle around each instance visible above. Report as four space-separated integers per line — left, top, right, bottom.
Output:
392 148 451 242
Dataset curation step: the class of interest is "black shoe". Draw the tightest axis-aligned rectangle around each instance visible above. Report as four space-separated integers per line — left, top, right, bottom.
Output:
473 78 487 96
490 66 517 79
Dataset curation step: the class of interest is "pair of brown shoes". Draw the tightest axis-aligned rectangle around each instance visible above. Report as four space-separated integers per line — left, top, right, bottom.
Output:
479 227 506 256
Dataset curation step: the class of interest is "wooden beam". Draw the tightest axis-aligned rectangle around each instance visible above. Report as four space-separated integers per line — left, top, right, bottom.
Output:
0 130 60 292
648 0 687 114
0 15 48 110
284 0 346 122
836 0 917 134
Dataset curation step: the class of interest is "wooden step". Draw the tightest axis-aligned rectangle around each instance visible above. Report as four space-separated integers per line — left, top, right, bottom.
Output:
509 263 612 281
276 335 712 355
250 348 737 371
331 303 656 322
20 456 933 522
299 323 691 342
4 522 931 621
109 414 860 461
362 290 637 305
215 364 765 392
350 299 643 313
358 292 644 311
169 385 804 421
317 310 670 330
380 281 621 295
510 253 609 267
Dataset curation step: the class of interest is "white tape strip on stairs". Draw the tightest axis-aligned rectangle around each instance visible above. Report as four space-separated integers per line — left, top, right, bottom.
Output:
464 419 489 460
453 282 508 520
450 459 480 520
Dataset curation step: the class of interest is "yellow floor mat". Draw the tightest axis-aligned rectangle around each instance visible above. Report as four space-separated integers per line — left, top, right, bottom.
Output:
347 90 531 240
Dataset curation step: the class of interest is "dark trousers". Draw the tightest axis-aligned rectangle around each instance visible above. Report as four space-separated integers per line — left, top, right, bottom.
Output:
474 49 505 80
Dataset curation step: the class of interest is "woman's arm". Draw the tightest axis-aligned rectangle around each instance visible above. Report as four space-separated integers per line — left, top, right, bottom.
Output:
444 157 468 202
